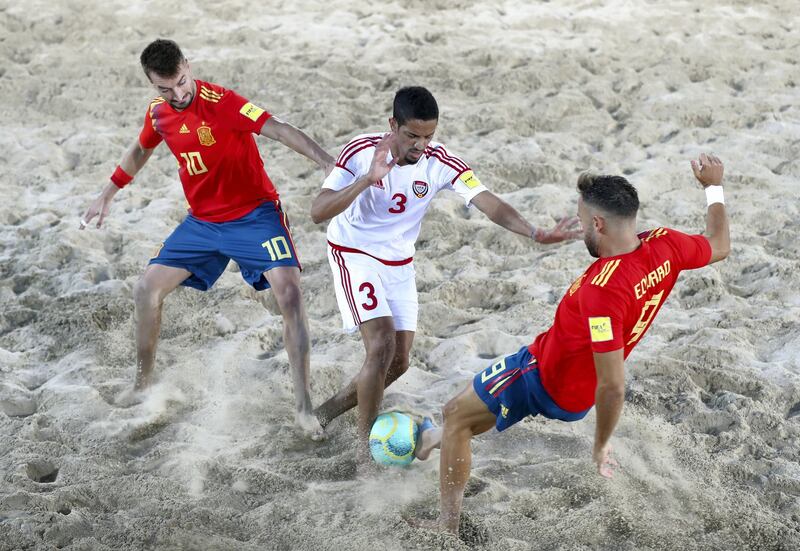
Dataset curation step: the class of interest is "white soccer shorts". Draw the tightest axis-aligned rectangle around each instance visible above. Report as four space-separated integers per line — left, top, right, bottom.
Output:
327 245 418 333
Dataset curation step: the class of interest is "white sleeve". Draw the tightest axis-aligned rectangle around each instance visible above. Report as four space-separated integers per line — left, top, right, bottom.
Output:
323 141 372 191
322 165 358 191
451 169 488 206
428 145 488 206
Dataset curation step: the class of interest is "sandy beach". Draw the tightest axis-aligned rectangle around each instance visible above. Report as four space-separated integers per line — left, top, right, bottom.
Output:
1 0 799 549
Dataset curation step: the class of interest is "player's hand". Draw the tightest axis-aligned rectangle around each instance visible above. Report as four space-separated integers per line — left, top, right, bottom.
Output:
592 442 618 479
533 216 582 244
365 133 398 184
690 153 724 187
79 192 114 230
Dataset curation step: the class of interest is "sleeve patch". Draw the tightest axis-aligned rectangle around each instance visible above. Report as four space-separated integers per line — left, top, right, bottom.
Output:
240 102 265 122
589 317 613 342
458 170 481 189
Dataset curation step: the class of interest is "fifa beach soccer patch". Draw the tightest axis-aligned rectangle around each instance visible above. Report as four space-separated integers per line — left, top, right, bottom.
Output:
458 170 481 189
589 317 613 342
240 102 265 122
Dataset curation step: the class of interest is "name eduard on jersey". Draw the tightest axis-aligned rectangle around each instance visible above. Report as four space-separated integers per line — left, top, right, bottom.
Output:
634 259 671 299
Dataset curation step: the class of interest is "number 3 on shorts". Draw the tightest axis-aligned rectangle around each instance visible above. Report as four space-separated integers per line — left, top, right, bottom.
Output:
359 282 378 310
262 236 292 261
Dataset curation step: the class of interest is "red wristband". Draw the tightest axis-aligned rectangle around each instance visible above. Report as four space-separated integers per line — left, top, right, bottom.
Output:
110 165 133 189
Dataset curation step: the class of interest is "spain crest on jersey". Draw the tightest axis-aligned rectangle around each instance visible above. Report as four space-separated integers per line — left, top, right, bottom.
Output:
197 125 216 147
413 180 429 198
569 273 587 296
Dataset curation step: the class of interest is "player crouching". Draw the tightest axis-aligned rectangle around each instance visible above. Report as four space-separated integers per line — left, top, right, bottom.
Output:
413 154 730 536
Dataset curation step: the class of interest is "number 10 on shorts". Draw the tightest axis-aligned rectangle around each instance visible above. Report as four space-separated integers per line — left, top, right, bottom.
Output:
262 236 292 261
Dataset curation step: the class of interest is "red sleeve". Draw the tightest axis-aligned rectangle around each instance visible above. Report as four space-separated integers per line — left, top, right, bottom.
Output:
138 110 163 149
579 285 627 353
217 89 272 133
664 228 712 270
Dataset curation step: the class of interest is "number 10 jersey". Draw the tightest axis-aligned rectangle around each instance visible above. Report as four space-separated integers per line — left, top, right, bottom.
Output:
138 79 277 223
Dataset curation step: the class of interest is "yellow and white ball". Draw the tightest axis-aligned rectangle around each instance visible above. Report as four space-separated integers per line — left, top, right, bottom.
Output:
369 412 419 466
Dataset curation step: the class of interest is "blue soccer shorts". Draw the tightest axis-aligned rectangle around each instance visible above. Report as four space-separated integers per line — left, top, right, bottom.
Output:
473 346 591 432
149 201 301 291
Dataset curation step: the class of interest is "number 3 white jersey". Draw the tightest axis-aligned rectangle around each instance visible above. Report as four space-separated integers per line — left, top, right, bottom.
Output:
322 133 489 261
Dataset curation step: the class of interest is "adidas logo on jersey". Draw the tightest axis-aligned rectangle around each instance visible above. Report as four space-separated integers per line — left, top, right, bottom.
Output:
179 124 190 134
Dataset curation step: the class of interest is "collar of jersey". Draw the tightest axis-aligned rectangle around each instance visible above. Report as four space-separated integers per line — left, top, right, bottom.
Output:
161 79 200 115
596 238 645 261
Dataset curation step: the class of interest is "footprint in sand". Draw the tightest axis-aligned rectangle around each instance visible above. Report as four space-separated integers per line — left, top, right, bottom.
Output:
0 382 38 417
26 459 59 483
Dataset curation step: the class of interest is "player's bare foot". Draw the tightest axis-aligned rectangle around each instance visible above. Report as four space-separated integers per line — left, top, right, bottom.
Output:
354 440 379 476
133 372 153 392
115 387 145 408
404 516 444 532
296 411 325 441
414 417 441 461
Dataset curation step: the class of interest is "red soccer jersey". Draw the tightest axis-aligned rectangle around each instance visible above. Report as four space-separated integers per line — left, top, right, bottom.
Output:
530 228 712 412
138 79 277 222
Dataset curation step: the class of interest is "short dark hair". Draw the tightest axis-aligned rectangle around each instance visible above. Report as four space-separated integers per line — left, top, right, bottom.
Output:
393 86 439 126
577 173 639 218
140 39 186 79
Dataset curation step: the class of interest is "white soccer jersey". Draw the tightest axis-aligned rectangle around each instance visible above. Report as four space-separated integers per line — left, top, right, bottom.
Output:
323 133 489 261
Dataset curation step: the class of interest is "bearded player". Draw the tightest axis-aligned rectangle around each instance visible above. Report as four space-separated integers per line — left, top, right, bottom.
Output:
310 86 581 462
80 39 334 439
412 154 730 535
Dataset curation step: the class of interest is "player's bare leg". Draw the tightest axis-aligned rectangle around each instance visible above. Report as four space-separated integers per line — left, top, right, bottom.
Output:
132 264 190 392
438 385 495 534
385 330 414 386
340 316 396 464
408 383 495 535
264 266 323 441
314 330 413 427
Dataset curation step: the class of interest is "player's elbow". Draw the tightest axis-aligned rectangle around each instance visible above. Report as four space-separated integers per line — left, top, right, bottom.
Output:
310 201 328 225
311 190 339 224
596 381 625 398
310 207 324 225
709 240 731 263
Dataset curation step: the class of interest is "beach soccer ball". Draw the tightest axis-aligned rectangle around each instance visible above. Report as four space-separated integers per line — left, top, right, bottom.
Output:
369 412 419 466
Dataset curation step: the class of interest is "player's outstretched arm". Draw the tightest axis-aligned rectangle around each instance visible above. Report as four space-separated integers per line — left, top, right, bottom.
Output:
470 191 581 243
259 117 335 176
592 348 625 479
691 153 730 263
310 134 397 224
80 139 155 230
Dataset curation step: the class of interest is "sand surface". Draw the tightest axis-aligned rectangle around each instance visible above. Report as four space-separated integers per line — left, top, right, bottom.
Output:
1 0 799 549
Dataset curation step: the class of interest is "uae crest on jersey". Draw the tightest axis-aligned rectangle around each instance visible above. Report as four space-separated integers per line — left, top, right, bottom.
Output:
413 180 429 198
197 125 216 147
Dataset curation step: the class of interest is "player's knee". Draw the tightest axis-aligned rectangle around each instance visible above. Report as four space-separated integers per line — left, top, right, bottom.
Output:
442 398 457 423
364 330 396 368
391 352 410 376
442 395 468 431
133 277 163 309
272 280 302 312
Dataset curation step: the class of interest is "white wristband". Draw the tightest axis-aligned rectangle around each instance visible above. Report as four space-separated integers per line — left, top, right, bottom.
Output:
705 185 724 206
